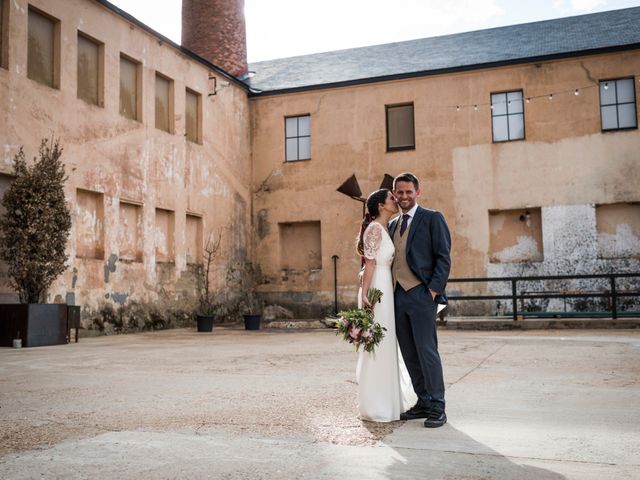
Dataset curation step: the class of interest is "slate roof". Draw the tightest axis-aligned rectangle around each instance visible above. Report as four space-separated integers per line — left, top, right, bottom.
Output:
247 7 640 95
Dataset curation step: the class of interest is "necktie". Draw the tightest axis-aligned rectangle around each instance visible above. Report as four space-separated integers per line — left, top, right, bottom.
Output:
400 214 410 236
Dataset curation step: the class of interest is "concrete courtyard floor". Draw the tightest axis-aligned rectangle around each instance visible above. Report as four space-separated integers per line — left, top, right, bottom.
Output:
0 328 639 479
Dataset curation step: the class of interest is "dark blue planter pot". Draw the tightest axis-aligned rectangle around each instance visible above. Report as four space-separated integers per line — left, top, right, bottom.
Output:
196 315 214 332
243 314 261 330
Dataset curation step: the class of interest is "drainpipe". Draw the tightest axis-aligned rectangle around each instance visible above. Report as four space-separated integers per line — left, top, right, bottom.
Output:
332 255 339 315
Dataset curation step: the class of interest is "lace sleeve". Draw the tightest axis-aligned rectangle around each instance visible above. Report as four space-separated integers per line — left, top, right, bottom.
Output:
363 222 383 260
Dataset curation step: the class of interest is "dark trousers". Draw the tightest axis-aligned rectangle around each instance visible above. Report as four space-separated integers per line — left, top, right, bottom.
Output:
394 284 445 409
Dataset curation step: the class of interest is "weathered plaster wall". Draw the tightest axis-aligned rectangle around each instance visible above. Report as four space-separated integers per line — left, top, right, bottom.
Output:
0 0 252 325
251 51 640 316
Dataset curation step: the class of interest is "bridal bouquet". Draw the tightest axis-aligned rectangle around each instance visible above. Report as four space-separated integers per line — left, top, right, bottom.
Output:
335 288 386 353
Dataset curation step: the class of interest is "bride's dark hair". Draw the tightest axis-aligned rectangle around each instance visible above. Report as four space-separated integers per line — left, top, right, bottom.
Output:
356 188 390 256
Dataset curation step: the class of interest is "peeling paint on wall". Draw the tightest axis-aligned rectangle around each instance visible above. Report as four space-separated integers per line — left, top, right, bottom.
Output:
598 224 640 258
486 204 640 314
491 236 541 263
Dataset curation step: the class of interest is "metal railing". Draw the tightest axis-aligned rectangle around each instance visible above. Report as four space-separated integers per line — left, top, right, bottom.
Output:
447 273 640 320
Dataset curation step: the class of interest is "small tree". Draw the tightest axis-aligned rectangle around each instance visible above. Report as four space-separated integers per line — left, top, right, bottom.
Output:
196 230 222 316
0 137 72 303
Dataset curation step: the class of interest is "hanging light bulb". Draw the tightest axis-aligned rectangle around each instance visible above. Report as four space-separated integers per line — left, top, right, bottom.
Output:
526 97 531 104
574 89 580 96
474 105 478 111
490 104 494 110
548 93 553 100
456 105 460 112
604 82 609 90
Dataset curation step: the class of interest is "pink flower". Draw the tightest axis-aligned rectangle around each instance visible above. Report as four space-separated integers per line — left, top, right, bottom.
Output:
362 330 372 339
349 327 361 339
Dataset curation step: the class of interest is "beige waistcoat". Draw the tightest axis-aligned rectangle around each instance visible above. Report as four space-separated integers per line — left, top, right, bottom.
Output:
392 222 422 290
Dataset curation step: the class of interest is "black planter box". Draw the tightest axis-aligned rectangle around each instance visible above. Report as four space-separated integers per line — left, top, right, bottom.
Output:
0 304 68 347
243 314 261 330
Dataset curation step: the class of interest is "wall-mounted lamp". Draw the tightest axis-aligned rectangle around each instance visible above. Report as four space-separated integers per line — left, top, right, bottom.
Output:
519 210 532 227
208 75 231 96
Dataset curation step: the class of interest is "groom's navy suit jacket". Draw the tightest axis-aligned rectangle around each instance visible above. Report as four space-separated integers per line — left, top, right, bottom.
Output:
389 206 452 304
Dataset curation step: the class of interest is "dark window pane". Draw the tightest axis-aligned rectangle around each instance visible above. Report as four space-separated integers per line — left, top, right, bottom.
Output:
387 105 414 149
120 56 138 120
28 9 54 87
155 74 171 132
77 35 99 105
186 89 199 143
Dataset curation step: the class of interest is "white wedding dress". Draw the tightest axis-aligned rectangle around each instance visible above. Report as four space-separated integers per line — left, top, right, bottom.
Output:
356 221 417 422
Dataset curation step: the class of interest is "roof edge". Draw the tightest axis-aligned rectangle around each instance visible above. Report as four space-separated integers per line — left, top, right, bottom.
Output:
92 0 248 90
248 43 640 97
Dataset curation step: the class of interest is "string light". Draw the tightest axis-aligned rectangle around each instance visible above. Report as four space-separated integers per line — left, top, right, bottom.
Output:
428 77 637 112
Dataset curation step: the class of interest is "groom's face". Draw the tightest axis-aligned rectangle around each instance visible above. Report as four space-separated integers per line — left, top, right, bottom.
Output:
393 181 420 213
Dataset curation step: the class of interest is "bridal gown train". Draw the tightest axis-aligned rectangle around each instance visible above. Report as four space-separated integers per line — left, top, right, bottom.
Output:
356 221 417 422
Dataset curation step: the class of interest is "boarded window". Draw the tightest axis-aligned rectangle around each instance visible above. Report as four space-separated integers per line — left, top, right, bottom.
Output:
596 203 640 258
120 55 139 120
185 214 203 264
1 0 8 69
76 190 105 260
28 8 58 88
119 201 143 262
77 33 102 106
185 88 201 143
489 208 543 263
155 73 173 133
285 115 311 161
386 103 415 151
155 208 174 263
279 221 322 270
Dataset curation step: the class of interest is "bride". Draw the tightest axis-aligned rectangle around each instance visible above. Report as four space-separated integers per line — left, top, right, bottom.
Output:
356 188 417 422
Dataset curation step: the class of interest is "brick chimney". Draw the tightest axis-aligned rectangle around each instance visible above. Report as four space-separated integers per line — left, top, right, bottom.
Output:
182 0 248 77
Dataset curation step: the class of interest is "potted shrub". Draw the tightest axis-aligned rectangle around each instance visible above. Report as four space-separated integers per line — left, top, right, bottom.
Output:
239 262 263 330
243 296 263 331
195 231 221 332
0 137 72 347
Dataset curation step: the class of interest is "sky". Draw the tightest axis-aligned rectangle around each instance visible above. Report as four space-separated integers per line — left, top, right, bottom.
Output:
109 0 640 63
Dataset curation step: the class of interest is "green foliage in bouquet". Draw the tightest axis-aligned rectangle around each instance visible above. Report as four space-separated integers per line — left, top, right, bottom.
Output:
335 287 387 353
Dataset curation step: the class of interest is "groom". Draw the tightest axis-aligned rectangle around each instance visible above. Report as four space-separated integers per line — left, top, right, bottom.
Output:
390 172 451 428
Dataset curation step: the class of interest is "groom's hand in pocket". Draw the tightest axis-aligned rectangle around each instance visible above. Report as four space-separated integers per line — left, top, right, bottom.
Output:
429 289 437 300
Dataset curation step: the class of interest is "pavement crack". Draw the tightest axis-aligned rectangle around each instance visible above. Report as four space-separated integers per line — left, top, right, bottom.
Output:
448 343 506 389
391 446 627 467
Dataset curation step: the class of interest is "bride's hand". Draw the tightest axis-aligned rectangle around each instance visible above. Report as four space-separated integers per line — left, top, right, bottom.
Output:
361 292 372 309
